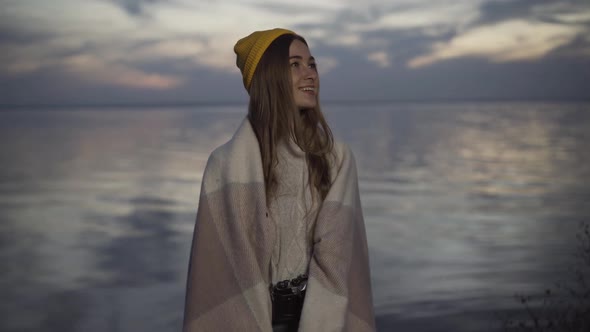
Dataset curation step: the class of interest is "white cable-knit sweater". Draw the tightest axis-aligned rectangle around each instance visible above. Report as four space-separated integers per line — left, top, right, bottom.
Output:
269 140 319 283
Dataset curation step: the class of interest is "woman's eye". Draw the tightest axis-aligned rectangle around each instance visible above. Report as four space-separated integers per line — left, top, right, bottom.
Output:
290 62 299 68
309 63 317 69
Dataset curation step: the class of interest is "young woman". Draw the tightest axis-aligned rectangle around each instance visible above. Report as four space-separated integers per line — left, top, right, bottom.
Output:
183 28 375 332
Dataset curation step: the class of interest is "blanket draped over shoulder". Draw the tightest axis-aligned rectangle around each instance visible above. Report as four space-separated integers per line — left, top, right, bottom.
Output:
183 117 376 331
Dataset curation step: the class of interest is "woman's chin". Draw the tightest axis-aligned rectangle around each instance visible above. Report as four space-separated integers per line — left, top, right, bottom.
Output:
297 102 317 110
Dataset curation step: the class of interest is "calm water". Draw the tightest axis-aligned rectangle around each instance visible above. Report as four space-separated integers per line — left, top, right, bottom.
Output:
1 101 589 331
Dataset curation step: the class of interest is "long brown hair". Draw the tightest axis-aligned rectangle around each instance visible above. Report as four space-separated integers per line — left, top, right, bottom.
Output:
247 33 334 204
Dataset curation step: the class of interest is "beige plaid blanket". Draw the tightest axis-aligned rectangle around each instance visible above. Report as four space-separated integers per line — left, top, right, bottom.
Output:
183 117 375 331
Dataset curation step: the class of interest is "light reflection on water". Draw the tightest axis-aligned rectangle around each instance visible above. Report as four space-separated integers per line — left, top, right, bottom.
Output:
326 102 590 329
0 102 589 331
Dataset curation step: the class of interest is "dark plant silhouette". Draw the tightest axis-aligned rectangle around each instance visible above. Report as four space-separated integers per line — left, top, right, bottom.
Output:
499 222 590 331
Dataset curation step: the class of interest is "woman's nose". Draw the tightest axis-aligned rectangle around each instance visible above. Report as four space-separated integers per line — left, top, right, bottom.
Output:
304 66 317 80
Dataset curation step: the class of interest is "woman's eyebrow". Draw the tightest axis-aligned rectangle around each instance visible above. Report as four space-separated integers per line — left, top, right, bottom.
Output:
289 55 316 61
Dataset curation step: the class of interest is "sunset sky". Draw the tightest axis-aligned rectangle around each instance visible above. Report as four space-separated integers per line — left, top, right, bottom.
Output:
1 0 589 105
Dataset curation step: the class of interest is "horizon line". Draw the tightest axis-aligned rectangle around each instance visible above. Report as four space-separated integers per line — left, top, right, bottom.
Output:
1 97 590 110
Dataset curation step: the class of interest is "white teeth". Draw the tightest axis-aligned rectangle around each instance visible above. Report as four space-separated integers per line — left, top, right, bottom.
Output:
300 87 315 91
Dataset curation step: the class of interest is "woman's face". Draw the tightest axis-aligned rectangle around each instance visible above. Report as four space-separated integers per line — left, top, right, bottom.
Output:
289 39 318 110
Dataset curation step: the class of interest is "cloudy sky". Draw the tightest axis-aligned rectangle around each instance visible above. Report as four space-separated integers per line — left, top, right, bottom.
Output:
1 0 589 105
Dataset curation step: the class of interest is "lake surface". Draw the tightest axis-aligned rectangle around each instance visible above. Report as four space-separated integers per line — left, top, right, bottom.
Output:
1 101 589 331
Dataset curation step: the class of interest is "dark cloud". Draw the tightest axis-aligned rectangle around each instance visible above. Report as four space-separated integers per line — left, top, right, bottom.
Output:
362 28 456 62
105 0 206 18
106 0 170 16
475 0 590 26
1 46 588 106
250 2 328 15
317 50 590 102
474 0 553 25
0 24 55 46
548 34 590 58
0 62 246 106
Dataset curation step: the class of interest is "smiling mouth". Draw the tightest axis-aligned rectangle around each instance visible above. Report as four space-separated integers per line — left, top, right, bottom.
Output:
299 87 316 95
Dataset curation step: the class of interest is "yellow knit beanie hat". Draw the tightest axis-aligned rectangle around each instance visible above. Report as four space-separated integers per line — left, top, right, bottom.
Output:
234 28 295 91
